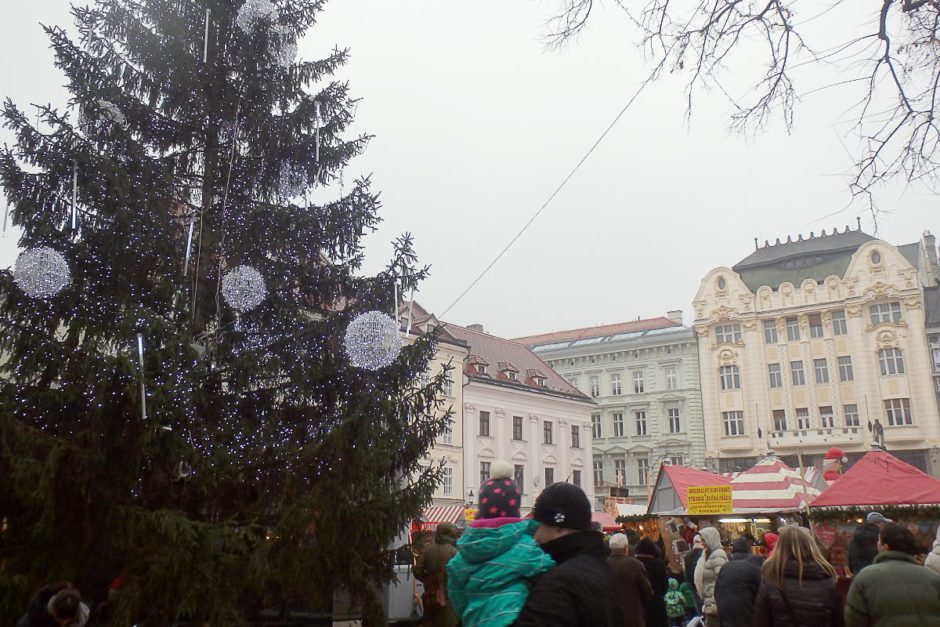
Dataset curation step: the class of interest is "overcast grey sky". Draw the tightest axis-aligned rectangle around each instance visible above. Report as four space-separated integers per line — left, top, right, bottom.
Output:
1 1 935 339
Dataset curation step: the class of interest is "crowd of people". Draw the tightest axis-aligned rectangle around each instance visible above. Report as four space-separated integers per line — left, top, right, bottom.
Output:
415 461 940 627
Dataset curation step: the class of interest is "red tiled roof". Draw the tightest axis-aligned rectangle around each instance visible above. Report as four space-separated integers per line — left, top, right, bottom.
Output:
513 317 680 347
443 323 589 400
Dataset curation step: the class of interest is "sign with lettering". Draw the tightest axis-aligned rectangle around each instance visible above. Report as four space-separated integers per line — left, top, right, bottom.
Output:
686 485 733 515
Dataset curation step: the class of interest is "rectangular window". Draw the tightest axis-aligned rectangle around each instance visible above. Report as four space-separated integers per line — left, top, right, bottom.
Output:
443 373 454 396
716 323 742 344
571 425 580 448
885 398 913 426
665 366 678 390
879 348 905 376
614 459 626 485
633 370 645 393
610 373 622 396
512 415 523 441
572 470 582 488
590 376 600 398
773 409 787 431
768 363 783 389
480 461 491 485
722 411 745 436
543 420 553 445
544 467 555 487
870 302 903 325
593 460 604 486
637 458 650 486
591 413 602 439
809 314 824 338
814 358 830 384
612 412 624 437
844 404 860 427
832 310 848 335
837 356 854 382
514 464 525 492
796 407 811 430
720 365 741 390
930 335 940 372
791 361 805 386
479 410 490 437
819 406 834 428
786 317 800 342
668 408 681 433
763 319 778 344
634 411 648 436
441 419 453 445
566 375 580 389
667 456 684 467
442 466 453 496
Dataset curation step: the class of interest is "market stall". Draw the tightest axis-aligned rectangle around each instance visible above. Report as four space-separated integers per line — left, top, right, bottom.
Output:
810 449 940 571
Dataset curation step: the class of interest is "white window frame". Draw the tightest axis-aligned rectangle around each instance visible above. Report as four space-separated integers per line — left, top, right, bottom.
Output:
844 404 860 427
571 425 580 448
716 323 742 344
791 361 806 386
480 461 491 485
543 420 553 445
796 407 811 430
879 348 905 376
668 407 681 433
809 314 824 339
819 406 834 428
763 319 778 344
589 376 600 398
614 459 627 486
768 363 783 389
838 356 854 382
610 373 622 396
612 412 624 438
591 413 602 439
633 370 645 393
786 317 800 342
593 460 604 486
814 358 830 384
722 411 745 436
870 302 902 325
514 464 525 493
442 466 453 496
665 366 678 391
885 398 913 426
720 365 741 390
773 409 787 431
440 418 453 445
832 310 848 335
634 410 648 436
636 458 650 486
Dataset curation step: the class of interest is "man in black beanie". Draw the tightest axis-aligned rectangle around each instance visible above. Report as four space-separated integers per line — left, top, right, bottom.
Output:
512 482 621 626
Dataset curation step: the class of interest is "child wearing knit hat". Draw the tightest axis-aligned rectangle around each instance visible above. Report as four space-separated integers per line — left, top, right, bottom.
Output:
446 461 555 627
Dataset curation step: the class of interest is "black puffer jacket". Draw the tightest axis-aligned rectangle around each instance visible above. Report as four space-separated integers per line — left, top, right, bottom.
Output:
752 561 844 627
847 524 879 575
636 538 669 627
512 531 621 627
715 543 763 627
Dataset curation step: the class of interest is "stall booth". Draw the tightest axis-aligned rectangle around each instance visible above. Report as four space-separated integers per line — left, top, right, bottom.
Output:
809 449 940 572
410 504 467 548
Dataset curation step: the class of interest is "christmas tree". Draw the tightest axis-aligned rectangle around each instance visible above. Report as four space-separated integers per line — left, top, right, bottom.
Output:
0 0 450 623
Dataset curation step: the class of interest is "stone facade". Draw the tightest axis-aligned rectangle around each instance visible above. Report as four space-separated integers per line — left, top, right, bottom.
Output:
516 315 706 507
693 228 940 475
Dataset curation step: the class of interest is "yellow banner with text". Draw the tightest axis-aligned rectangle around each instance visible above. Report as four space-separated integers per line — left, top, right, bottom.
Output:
686 485 733 515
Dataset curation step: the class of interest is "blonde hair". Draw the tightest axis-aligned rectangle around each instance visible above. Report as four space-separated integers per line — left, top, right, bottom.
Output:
761 526 836 587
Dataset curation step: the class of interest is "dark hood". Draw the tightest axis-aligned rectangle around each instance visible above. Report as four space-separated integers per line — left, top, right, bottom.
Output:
635 537 662 559
539 530 606 564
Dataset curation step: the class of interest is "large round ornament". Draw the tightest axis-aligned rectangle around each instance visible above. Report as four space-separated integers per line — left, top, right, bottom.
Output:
235 0 276 32
221 265 266 313
13 247 71 299
344 310 403 370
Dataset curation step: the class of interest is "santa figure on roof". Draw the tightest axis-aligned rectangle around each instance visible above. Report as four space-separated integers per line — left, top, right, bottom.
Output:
822 447 848 484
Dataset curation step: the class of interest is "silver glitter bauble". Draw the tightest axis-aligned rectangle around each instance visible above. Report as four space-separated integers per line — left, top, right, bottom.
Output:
235 0 276 32
97 100 128 130
221 265 266 313
344 311 403 370
272 25 297 67
13 247 71 299
278 163 307 198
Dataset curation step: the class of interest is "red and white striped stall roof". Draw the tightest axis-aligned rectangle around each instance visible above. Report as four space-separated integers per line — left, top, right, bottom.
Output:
415 504 465 530
730 458 822 513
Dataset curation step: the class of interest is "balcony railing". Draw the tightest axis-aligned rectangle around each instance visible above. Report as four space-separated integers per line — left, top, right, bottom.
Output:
770 427 864 448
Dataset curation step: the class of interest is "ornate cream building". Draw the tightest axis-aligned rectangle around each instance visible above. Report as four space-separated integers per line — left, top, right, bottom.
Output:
693 227 940 475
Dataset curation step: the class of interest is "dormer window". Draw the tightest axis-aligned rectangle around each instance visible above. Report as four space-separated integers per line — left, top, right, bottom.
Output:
469 355 490 376
498 361 520 382
507 371 517 382
533 376 546 387
477 363 487 376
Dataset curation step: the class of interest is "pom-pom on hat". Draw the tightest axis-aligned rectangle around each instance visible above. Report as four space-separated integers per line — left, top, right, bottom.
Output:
532 482 592 531
477 460 521 519
824 447 847 463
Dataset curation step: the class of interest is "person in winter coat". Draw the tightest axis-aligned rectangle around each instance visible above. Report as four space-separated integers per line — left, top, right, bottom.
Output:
923 524 940 577
848 512 891 575
714 536 762 627
511 482 621 627
678 581 697 621
664 579 686 627
416 521 460 627
762 531 779 558
16 583 89 627
447 462 555 627
752 526 843 627
698 526 729 627
607 532 653 627
845 523 940 627
636 537 670 627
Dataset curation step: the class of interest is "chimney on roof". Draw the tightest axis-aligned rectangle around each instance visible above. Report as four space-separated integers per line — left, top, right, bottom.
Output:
923 230 938 280
856 216 862 231
666 310 683 325
467 324 485 333
754 237 759 251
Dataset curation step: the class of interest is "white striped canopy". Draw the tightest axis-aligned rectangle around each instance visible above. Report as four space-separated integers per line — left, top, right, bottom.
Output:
730 458 822 513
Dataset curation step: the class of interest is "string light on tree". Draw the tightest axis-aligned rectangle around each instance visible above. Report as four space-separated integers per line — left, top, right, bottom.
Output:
277 163 306 198
13 247 71 299
272 24 297 67
221 265 266 313
344 310 403 370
